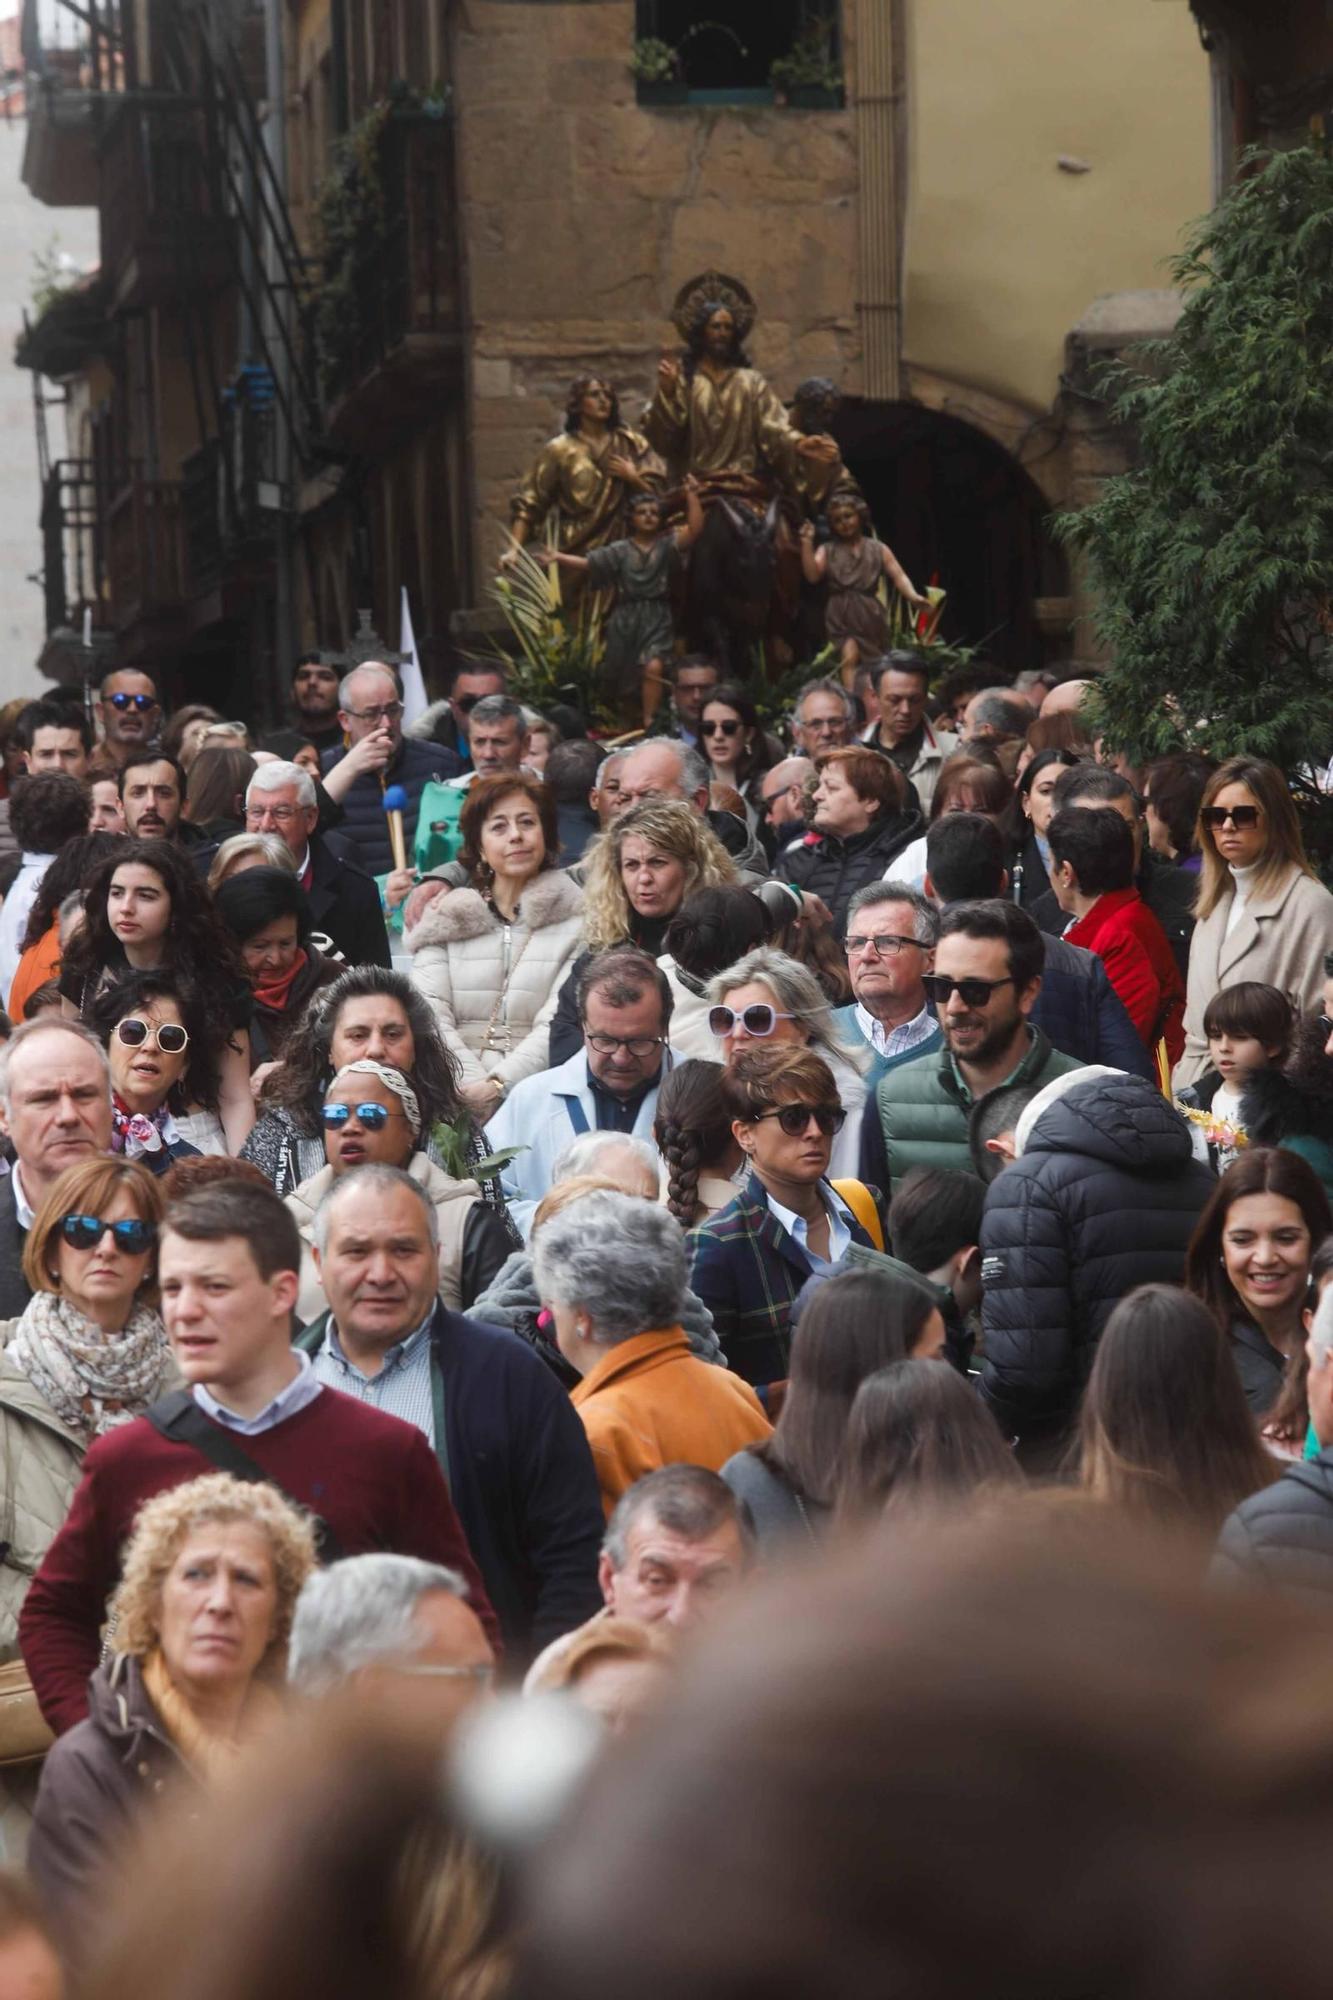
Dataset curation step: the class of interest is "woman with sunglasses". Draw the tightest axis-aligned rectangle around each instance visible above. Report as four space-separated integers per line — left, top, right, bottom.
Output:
214 867 342 1075
90 972 214 1176
0 1156 172 1840
687 1046 879 1390
242 964 494 1203
58 839 256 1153
698 685 774 837
284 1060 511 1321
706 947 870 1180
1176 757 1333 1089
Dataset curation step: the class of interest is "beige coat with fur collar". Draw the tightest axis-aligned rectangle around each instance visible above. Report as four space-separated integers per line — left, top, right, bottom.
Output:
405 870 585 1091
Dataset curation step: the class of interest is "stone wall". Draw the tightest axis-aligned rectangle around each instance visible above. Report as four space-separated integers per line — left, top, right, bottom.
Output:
451 0 862 587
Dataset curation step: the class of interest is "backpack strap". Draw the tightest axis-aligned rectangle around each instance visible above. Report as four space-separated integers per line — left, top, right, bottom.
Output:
145 1390 345 1563
830 1177 885 1252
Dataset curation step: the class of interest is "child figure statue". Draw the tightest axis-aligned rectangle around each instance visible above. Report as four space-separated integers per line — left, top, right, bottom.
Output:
546 476 705 727
800 492 929 684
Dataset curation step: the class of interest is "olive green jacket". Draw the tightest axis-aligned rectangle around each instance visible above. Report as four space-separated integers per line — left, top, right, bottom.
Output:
871 1029 1084 1188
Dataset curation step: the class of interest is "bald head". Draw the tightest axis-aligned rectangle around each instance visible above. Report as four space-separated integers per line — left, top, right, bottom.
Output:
1040 678 1094 719
760 757 816 832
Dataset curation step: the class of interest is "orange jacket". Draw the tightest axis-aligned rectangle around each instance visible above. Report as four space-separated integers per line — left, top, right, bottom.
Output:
8 922 61 1023
570 1327 771 1515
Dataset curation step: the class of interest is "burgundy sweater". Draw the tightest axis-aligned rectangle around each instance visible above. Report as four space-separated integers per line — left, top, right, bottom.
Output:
19 1387 500 1735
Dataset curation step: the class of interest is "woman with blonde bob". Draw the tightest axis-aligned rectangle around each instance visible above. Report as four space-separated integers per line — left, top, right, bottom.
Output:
0 1159 173 1662
1176 756 1333 1087
548 798 737 1065
28 1471 316 1924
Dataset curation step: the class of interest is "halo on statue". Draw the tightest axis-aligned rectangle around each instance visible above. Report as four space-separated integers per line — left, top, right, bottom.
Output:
670 270 757 343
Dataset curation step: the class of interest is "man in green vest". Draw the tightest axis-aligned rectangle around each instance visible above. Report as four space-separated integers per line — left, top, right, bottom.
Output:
859 900 1084 1192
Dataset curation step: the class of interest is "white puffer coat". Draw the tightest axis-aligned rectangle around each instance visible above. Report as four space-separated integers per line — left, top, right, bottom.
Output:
405 870 585 1092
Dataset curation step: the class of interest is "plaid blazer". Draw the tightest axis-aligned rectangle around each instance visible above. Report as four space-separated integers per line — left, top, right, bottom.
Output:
686 1174 875 1389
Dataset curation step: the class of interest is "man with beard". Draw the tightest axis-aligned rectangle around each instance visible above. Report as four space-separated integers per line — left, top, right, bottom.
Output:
117 752 206 848
95 669 161 773
859 900 1084 1192
290 653 344 754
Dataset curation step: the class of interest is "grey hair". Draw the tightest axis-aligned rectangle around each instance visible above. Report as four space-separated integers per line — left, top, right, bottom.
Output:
470 694 527 731
338 660 402 710
207 832 298 889
532 1190 686 1342
845 880 940 946
595 749 629 787
794 676 856 722
247 759 317 809
709 946 869 1076
630 737 710 800
287 1555 468 1692
312 1163 440 1256
603 1465 755 1570
969 690 1030 739
0 1017 109 1116
551 1131 661 1195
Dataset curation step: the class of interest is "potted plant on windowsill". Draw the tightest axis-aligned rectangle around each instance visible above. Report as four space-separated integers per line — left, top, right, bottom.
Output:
630 38 688 104
770 21 844 108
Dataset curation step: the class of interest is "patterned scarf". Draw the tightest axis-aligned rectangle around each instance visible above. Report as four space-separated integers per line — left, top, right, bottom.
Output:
8 1290 170 1443
111 1092 182 1161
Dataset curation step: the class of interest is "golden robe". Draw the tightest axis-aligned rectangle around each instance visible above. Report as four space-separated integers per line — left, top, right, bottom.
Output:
646 364 837 505
509 428 664 556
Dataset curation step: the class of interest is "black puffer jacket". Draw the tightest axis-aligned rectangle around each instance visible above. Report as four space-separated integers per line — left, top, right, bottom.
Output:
979 1072 1214 1450
1212 1452 1333 1600
781 810 923 935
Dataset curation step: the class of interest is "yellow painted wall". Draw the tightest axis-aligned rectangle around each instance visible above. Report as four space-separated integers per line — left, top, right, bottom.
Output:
903 0 1213 413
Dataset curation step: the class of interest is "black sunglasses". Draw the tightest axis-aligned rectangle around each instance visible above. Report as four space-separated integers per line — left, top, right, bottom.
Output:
116 1017 189 1055
753 1103 846 1138
1201 805 1261 830
321 1102 394 1130
60 1213 157 1254
701 718 741 737
922 974 1015 1008
107 692 157 712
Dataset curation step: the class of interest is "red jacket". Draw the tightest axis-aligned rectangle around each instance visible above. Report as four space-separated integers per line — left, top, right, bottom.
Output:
19 1387 499 1736
1065 888 1186 1066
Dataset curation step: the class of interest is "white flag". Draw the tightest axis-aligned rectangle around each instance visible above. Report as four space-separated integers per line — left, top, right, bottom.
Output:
399 586 429 727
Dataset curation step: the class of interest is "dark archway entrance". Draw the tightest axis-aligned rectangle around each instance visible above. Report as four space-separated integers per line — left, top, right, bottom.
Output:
833 400 1068 674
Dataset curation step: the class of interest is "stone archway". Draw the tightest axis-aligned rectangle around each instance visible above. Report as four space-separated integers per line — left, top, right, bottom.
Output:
833 389 1071 674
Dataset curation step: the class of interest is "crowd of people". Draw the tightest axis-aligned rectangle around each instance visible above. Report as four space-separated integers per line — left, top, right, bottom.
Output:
2 648 1333 1990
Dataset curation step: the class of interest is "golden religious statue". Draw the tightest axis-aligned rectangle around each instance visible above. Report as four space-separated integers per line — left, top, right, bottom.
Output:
505 377 665 596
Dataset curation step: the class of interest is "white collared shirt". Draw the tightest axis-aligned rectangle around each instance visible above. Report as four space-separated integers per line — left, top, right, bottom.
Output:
192 1349 324 1436
854 1000 937 1063
764 1182 854 1273
10 1161 34 1230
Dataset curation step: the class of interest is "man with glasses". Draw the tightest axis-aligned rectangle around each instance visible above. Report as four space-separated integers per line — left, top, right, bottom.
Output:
656 655 719 749
485 948 674 1238
860 899 1083 1192
412 662 508 768
95 669 161 772
790 678 855 757
758 756 815 852
320 660 461 877
832 883 942 1084
0 1020 113 1318
295 1165 604 1658
288 1554 496 1707
245 762 390 968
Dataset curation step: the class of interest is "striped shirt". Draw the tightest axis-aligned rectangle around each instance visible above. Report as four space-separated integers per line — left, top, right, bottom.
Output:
310 1314 436 1444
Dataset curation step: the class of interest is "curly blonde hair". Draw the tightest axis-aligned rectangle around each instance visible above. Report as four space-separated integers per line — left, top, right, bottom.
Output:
580 798 736 952
110 1472 318 1667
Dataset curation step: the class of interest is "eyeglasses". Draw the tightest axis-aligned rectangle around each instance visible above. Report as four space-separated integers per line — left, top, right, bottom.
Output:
761 786 795 816
1201 805 1261 830
701 718 741 737
321 1102 396 1130
344 701 404 724
585 1033 667 1058
107 692 158 712
922 974 1016 1009
753 1103 846 1138
843 932 921 958
1321 1015 1333 1035
60 1213 157 1254
245 803 303 825
708 1003 797 1039
115 1017 189 1055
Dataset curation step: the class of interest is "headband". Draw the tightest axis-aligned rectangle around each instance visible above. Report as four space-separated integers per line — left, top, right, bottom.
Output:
330 1060 422 1138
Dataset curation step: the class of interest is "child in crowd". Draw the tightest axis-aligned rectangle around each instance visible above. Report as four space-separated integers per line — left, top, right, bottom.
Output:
1175 981 1294 1172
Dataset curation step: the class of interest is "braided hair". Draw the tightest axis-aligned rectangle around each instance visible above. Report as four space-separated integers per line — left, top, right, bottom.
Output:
653 1059 736 1227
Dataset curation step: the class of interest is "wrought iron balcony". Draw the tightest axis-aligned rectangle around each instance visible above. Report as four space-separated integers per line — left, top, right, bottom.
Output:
99 95 234 309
